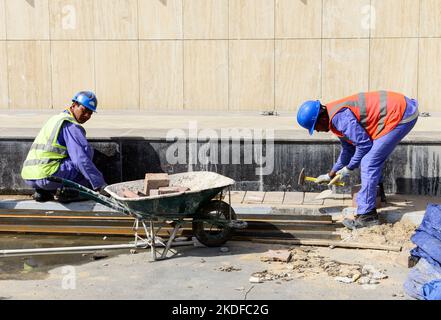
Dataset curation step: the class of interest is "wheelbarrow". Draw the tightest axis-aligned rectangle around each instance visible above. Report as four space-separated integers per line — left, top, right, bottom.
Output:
40 171 247 261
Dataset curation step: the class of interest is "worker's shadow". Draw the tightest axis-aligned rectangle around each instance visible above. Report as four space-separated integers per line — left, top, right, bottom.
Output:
91 145 122 185
91 139 167 184
118 139 166 181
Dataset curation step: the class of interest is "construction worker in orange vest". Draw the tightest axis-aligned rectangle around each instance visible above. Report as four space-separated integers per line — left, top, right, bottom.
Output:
297 91 419 229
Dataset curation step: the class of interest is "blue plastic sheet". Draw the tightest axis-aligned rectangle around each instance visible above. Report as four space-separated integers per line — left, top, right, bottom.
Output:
404 258 441 300
404 204 441 299
423 280 441 300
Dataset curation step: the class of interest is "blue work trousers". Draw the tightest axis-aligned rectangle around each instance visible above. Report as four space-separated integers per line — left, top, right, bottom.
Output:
357 118 418 214
24 158 92 191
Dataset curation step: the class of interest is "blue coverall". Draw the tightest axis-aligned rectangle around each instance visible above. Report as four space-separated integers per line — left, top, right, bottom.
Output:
331 97 418 215
24 111 106 191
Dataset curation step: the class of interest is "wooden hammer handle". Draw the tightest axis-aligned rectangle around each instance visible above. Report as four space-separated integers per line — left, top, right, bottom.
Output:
328 174 342 186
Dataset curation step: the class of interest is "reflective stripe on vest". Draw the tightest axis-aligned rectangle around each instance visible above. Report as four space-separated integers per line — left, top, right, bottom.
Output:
21 112 84 180
326 91 408 141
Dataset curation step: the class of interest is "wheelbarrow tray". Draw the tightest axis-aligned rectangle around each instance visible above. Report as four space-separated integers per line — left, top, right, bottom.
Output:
104 172 235 219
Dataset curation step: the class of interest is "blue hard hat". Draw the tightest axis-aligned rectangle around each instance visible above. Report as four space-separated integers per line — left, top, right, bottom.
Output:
72 91 98 112
297 100 321 135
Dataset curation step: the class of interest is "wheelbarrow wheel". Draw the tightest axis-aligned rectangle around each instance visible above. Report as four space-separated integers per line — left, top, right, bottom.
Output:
192 200 236 247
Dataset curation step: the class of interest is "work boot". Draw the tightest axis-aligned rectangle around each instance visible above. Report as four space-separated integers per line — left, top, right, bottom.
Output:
32 189 55 202
55 188 88 203
342 209 380 230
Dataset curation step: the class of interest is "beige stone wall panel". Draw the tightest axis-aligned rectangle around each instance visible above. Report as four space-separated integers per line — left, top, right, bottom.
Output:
420 0 441 37
229 40 274 111
323 0 370 38
95 41 139 110
276 0 322 39
139 41 183 110
0 0 6 39
49 0 95 40
5 0 50 39
371 0 419 37
0 41 8 108
138 0 182 39
184 40 228 110
322 39 369 103
370 38 418 98
418 38 441 113
51 41 95 109
94 0 138 40
7 41 51 109
229 0 274 39
183 0 228 39
275 39 321 111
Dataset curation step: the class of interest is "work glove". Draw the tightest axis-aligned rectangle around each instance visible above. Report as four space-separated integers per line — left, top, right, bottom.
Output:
316 173 331 184
336 166 352 178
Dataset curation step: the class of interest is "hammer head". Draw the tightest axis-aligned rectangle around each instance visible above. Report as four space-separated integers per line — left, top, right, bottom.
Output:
298 168 306 186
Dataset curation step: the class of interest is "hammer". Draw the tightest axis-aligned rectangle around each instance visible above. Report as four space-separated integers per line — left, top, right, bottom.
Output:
298 168 345 187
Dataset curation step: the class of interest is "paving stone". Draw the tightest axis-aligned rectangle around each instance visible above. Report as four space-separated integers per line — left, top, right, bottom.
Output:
283 192 304 205
303 192 324 205
263 192 285 205
229 191 246 205
323 193 345 206
243 191 265 204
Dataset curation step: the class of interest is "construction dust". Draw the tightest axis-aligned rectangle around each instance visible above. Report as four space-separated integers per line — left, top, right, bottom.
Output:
339 220 417 250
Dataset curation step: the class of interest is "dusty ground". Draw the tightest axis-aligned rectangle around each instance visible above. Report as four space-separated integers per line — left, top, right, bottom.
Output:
0 235 412 300
339 220 417 251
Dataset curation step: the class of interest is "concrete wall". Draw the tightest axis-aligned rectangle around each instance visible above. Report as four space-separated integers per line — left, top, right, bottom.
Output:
2 138 440 196
0 0 441 112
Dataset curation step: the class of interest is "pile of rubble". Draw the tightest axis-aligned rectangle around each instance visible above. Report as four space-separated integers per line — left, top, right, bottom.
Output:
339 220 417 250
251 247 388 285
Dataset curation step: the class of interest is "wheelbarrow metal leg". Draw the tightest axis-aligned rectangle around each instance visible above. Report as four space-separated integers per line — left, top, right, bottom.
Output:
159 223 181 260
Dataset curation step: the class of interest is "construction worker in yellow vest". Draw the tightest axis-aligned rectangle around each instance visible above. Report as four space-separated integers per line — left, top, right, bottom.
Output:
21 91 107 203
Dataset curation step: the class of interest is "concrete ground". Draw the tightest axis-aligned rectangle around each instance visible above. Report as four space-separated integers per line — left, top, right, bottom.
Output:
0 241 410 300
0 191 430 300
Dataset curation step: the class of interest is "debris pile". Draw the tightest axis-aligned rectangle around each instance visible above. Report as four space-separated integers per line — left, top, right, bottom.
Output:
253 247 389 285
216 264 241 272
339 220 417 249
250 270 293 282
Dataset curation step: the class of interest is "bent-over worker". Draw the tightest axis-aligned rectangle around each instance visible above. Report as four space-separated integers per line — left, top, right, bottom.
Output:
297 91 419 229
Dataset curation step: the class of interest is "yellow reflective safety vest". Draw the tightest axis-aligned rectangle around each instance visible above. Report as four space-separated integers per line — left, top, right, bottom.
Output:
21 111 85 180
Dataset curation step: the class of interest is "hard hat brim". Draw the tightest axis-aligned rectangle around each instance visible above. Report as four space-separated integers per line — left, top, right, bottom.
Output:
308 101 321 135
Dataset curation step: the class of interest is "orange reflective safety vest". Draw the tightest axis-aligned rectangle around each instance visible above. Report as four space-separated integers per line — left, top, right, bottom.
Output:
325 91 407 142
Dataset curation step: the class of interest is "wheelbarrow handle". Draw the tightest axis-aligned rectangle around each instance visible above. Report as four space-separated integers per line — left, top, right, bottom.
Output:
47 176 136 217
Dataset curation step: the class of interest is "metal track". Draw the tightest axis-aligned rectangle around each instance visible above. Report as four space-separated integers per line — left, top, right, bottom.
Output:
0 209 342 241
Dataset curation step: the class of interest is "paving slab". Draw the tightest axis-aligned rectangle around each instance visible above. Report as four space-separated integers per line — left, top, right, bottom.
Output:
283 192 304 205
229 191 246 204
303 192 324 205
243 191 265 204
262 192 285 205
